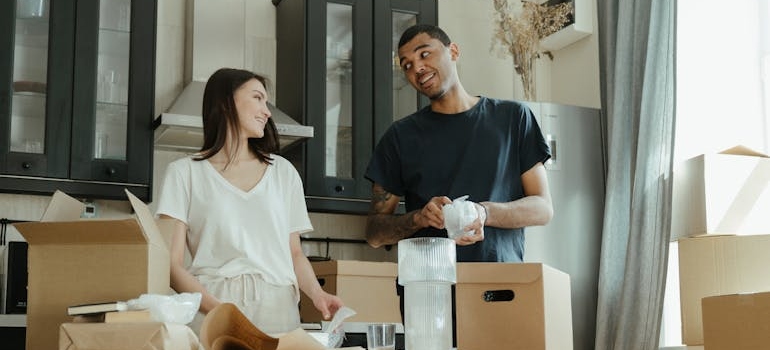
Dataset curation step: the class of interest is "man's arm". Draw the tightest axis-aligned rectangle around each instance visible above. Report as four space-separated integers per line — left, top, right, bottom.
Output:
365 183 451 248
483 162 553 229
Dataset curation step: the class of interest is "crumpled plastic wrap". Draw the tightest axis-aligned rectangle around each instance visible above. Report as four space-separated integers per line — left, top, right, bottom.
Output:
442 195 479 239
319 306 356 348
126 292 202 325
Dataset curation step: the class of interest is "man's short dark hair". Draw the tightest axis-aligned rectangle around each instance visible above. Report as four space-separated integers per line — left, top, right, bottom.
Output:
398 24 452 49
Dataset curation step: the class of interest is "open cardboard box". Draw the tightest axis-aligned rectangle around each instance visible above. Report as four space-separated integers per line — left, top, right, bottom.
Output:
671 145 770 241
14 189 171 350
677 234 770 345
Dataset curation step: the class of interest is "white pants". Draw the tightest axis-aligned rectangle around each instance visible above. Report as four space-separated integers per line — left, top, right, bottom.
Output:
190 273 300 337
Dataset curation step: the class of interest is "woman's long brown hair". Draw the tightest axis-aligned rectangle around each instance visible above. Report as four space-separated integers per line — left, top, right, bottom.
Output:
194 68 280 166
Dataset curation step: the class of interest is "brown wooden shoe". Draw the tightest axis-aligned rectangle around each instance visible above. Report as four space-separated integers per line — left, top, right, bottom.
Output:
211 335 256 350
200 303 279 350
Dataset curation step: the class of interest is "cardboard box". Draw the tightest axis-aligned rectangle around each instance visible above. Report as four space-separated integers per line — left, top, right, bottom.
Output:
671 145 770 241
678 235 770 345
14 190 171 350
702 291 770 350
299 260 400 323
455 262 573 350
59 322 200 349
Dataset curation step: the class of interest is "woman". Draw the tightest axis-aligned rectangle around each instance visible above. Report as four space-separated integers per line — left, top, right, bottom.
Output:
156 68 343 335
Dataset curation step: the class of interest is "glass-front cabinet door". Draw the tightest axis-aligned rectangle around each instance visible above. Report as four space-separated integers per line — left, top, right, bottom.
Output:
70 0 154 187
1 0 74 178
10 5 49 156
323 2 357 183
0 0 155 200
308 0 373 201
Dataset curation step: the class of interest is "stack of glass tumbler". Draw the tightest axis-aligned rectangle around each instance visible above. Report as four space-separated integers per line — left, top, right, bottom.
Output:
398 237 456 350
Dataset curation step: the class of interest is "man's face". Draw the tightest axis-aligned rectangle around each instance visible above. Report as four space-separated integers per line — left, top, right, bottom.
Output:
397 33 458 100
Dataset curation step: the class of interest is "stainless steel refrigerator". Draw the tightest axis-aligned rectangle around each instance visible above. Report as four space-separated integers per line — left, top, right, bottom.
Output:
525 102 606 350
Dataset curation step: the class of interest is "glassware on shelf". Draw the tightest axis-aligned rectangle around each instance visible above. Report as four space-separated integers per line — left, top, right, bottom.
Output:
10 88 46 154
94 132 109 159
94 103 128 160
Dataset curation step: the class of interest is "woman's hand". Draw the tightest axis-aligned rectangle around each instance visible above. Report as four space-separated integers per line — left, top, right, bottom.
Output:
312 290 344 320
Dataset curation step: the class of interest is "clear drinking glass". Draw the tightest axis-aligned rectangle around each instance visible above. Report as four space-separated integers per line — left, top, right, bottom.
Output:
366 323 396 350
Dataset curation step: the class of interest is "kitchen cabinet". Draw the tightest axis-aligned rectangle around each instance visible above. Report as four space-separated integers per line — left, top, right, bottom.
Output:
0 0 156 201
274 0 436 213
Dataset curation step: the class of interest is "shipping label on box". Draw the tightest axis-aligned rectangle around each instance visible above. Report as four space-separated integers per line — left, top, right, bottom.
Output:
677 234 770 345
14 190 171 350
299 260 400 323
702 291 770 350
671 145 770 241
455 262 573 350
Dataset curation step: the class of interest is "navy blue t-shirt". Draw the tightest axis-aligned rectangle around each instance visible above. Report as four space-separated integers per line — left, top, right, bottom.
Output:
365 96 551 262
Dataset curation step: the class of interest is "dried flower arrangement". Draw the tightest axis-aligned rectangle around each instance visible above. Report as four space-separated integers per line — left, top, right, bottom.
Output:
491 0 573 101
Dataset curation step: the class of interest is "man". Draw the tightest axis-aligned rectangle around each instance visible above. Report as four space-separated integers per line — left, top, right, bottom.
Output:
365 24 553 260
364 24 554 344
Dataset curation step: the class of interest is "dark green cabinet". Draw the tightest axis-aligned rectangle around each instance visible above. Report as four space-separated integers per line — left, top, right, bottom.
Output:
274 0 436 213
0 0 156 201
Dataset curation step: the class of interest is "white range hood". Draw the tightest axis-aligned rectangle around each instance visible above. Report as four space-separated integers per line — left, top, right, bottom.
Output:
153 81 313 152
153 0 313 153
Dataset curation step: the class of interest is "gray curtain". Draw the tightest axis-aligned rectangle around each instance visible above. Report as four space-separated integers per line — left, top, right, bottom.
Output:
595 0 676 349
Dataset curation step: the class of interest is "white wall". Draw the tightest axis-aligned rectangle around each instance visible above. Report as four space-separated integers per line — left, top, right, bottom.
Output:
154 0 186 117
439 0 600 108
438 0 516 100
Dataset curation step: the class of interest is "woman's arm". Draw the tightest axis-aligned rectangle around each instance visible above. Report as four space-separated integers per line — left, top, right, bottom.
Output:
290 232 343 320
161 214 222 314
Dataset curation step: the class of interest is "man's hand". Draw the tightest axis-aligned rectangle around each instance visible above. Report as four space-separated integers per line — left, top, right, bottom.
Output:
414 196 452 229
455 202 486 246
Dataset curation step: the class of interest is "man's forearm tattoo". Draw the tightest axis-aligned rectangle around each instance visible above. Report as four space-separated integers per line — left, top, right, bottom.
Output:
368 188 421 242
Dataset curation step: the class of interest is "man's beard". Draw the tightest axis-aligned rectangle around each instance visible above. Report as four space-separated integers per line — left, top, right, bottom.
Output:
428 87 447 100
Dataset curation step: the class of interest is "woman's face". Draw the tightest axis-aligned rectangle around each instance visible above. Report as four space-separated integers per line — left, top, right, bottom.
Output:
234 78 271 139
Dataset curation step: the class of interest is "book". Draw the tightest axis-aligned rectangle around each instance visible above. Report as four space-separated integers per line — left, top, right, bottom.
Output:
71 313 105 323
71 309 152 323
67 301 128 316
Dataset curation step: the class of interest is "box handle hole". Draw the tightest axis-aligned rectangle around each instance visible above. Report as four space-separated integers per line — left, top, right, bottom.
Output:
483 289 515 302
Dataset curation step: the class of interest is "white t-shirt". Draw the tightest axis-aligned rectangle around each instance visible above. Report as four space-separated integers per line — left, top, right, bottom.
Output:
155 154 313 287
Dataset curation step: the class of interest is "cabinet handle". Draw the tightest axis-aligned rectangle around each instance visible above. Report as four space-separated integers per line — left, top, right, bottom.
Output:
21 162 32 170
106 167 117 176
334 185 344 192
